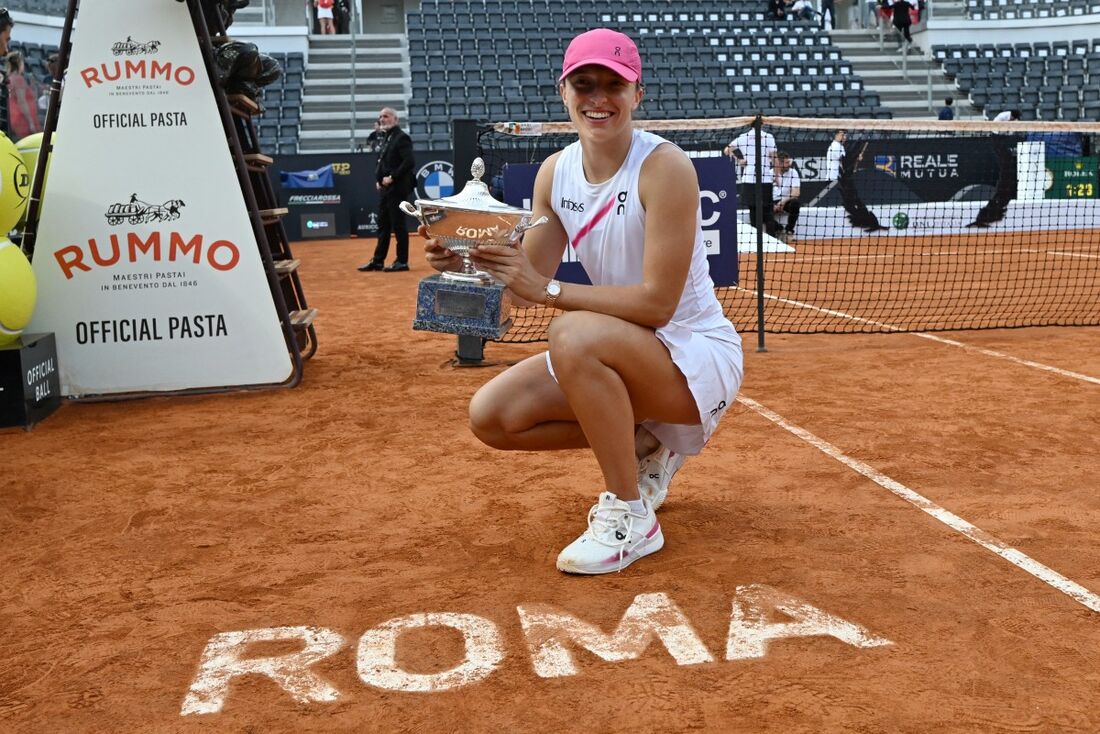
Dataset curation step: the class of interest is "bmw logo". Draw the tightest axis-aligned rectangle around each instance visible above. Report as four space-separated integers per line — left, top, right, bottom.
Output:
416 161 455 200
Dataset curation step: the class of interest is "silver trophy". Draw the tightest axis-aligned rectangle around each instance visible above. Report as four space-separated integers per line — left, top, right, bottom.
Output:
401 158 547 339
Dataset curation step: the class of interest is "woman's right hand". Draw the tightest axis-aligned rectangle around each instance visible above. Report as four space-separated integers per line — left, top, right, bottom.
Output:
421 225 460 273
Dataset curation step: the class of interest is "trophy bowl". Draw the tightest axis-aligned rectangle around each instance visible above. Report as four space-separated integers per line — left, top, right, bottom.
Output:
400 158 547 283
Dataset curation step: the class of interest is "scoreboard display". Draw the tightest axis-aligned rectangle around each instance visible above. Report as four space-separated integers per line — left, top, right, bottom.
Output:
1046 157 1098 199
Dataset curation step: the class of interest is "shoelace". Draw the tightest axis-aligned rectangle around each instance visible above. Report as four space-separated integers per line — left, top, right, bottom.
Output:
586 504 642 572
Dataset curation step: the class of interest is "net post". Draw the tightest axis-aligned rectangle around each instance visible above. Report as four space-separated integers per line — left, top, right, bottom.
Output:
753 115 767 353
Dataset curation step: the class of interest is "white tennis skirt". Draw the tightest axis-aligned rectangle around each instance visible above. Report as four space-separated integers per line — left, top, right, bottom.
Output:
317 6 334 19
544 321 744 456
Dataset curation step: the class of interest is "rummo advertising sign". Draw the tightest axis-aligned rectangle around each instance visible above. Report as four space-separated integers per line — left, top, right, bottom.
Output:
30 0 291 396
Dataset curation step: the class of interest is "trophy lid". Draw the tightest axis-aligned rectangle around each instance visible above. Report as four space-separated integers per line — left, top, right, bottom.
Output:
414 158 530 215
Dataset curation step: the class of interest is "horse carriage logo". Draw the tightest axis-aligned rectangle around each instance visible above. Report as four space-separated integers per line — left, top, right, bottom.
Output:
112 36 162 56
105 194 185 226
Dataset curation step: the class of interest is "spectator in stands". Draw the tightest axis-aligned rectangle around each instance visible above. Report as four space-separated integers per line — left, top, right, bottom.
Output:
826 129 846 181
38 51 58 118
791 0 816 20
938 97 954 121
334 0 350 34
888 0 914 47
359 107 415 272
993 109 1020 122
862 0 880 27
6 51 39 139
767 0 789 20
0 9 12 137
772 151 802 242
725 126 778 237
420 28 743 575
820 0 837 29
314 0 336 35
361 120 384 153
42 52 59 88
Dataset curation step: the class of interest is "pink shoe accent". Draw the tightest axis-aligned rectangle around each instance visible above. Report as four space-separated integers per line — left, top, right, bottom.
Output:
597 520 661 565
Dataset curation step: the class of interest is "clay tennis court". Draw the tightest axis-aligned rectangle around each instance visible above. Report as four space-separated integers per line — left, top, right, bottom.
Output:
3 235 1099 732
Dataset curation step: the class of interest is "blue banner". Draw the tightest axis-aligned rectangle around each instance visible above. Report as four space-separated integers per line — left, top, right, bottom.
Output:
502 157 738 286
280 164 336 189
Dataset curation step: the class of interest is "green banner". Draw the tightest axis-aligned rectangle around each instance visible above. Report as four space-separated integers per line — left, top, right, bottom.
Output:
1046 157 1098 200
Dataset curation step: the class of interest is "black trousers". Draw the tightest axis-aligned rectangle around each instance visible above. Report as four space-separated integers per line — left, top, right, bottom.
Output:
779 199 802 232
820 0 835 28
372 190 410 265
739 182 777 236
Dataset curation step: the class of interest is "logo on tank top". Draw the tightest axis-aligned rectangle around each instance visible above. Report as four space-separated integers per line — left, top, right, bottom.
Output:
614 190 629 215
560 197 585 213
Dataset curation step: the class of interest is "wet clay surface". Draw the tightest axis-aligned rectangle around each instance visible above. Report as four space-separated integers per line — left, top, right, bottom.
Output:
3 237 1099 732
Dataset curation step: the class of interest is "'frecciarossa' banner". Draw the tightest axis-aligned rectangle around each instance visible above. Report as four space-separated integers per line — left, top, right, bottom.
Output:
29 0 291 396
502 157 739 287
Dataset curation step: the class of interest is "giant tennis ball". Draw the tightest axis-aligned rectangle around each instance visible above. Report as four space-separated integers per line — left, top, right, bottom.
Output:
0 238 36 346
15 133 50 230
16 133 50 193
0 133 29 235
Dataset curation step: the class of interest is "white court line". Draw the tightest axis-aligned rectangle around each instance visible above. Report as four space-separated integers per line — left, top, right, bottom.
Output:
785 248 1042 263
796 254 895 262
738 395 1100 614
740 288 1100 387
1048 250 1100 260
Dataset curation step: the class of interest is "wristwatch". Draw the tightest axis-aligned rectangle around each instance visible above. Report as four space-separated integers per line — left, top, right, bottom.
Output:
544 279 562 309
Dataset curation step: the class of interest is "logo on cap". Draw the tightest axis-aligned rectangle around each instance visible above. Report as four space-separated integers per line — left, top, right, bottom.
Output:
559 28 642 83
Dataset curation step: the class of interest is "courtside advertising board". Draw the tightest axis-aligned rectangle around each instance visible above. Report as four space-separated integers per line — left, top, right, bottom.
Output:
29 0 291 396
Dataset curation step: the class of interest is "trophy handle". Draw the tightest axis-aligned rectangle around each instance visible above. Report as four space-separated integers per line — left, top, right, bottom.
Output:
399 201 426 227
515 215 549 236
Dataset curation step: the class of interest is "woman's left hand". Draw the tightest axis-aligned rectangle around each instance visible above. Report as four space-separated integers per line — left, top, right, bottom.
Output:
468 243 547 303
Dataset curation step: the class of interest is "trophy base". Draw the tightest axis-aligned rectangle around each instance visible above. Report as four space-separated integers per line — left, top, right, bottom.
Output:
414 274 513 340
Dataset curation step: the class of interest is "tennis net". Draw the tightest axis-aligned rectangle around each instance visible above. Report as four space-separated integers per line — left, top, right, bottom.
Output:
472 116 1100 343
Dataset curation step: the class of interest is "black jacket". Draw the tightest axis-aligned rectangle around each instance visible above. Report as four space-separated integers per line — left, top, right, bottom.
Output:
375 126 415 198
890 0 913 26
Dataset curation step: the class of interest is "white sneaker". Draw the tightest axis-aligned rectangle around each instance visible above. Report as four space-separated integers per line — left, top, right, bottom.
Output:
556 492 664 574
637 445 685 511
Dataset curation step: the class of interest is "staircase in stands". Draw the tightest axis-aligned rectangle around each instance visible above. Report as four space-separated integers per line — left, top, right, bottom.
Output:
830 26 976 119
296 34 410 154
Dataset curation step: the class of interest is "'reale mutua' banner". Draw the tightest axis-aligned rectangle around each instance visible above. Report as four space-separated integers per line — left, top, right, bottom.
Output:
29 0 291 396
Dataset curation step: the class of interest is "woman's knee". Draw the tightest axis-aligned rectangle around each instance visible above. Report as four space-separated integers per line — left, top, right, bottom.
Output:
468 385 510 448
547 312 606 372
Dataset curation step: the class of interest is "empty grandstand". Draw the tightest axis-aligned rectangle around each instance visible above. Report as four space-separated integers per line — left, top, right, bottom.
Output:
963 0 1100 19
936 39 1100 121
11 0 1100 149
406 0 887 149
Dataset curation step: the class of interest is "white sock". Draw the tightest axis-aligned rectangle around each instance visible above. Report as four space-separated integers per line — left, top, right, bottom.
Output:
626 499 647 514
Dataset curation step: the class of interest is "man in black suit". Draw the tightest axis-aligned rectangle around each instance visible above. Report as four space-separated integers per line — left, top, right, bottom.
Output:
359 107 416 272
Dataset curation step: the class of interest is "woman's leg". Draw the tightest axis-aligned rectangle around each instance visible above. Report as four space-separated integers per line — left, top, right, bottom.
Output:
470 311 698 500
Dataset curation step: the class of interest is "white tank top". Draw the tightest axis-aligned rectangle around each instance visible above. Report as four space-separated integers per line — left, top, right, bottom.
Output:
551 129 737 337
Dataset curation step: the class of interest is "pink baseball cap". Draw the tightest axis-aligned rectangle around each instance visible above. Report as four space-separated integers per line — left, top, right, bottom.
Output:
558 28 642 83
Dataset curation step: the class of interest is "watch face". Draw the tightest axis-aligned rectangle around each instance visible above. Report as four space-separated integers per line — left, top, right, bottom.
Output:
547 282 561 296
